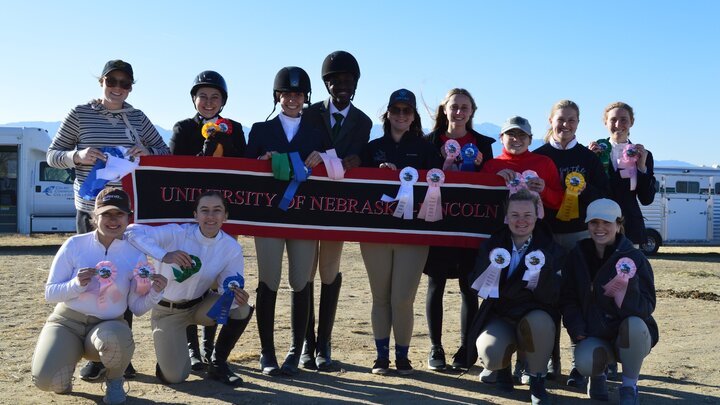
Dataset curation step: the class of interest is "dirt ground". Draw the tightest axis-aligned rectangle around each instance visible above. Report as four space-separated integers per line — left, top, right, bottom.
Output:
1 234 719 405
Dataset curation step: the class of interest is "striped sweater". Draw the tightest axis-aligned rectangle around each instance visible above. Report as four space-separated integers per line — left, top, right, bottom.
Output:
47 100 169 212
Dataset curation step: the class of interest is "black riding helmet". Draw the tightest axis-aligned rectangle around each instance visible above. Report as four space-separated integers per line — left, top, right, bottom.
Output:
321 51 360 82
190 70 228 104
273 66 312 104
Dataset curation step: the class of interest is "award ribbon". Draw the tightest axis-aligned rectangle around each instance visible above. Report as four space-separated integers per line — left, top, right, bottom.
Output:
172 255 202 283
460 143 479 171
133 261 155 295
207 273 245 325
520 170 544 219
319 149 345 180
271 152 291 181
556 172 586 221
471 248 511 299
278 152 311 211
442 140 461 171
596 139 611 175
381 167 418 220
95 261 121 309
602 257 637 308
522 250 545 291
418 169 445 222
79 146 128 200
619 144 638 190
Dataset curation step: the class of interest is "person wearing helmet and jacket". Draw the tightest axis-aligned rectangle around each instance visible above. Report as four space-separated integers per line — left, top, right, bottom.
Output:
300 50 372 372
170 70 246 157
169 71 247 374
245 66 329 377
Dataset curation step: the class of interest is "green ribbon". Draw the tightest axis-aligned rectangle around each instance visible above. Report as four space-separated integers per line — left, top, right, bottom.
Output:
596 138 612 175
172 254 202 283
271 152 291 181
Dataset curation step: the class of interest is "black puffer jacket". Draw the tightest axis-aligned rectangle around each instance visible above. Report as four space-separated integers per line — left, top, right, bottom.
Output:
560 234 659 346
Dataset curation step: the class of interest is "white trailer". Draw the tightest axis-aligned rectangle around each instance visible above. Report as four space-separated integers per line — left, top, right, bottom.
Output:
0 127 75 234
640 166 720 254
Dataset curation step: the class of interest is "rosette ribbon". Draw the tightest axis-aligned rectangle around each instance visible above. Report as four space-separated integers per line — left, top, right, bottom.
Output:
619 144 638 190
95 261 121 309
556 172 586 221
381 167 418 219
442 140 461 171
460 143 479 171
207 273 245 325
602 258 637 308
522 250 545 291
273 152 311 211
471 248 511 299
319 149 345 180
418 169 445 222
596 139 611 175
79 146 137 200
172 255 202 283
520 170 545 219
201 120 233 157
133 261 155 295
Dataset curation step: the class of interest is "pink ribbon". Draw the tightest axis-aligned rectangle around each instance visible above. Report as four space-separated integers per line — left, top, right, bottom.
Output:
602 257 637 308
471 248 511 298
522 250 545 291
504 170 544 219
133 261 155 295
319 149 345 180
618 144 638 190
95 261 121 309
442 140 461 171
418 169 445 222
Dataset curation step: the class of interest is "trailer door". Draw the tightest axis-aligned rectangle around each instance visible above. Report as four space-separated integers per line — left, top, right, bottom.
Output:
666 180 709 240
0 146 18 232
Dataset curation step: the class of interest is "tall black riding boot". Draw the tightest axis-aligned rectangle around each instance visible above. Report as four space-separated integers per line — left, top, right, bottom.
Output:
208 307 254 386
187 325 204 371
281 282 312 375
300 286 317 370
200 324 218 363
256 282 280 376
315 273 342 371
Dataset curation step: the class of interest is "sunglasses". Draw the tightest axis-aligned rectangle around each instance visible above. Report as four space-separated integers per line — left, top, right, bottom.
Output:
104 76 132 90
388 106 414 115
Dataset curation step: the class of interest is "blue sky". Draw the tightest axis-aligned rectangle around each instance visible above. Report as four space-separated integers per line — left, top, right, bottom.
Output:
1 1 718 166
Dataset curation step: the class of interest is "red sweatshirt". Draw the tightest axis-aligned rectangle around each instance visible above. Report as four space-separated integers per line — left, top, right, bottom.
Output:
481 149 564 209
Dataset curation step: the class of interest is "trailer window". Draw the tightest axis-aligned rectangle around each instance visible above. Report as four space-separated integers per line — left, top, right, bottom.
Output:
715 183 720 195
675 181 700 194
40 162 74 184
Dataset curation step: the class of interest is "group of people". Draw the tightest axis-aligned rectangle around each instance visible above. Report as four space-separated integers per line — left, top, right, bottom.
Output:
31 52 658 405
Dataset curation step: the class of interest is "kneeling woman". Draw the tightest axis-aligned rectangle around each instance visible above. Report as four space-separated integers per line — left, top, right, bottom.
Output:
360 89 440 375
468 189 564 405
31 188 167 405
127 191 253 386
560 198 658 404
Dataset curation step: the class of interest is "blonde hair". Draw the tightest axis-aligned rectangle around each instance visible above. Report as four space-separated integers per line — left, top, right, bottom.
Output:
544 99 580 143
432 88 477 134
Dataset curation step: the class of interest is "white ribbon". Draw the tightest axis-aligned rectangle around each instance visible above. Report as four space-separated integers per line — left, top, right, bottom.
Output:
522 250 545 291
96 146 140 181
472 248 511 298
381 167 418 220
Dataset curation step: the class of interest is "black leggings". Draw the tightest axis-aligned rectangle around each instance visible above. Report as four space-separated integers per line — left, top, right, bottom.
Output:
426 274 478 347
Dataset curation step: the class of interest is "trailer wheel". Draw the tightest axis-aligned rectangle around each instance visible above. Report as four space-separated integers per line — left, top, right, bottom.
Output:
641 229 662 256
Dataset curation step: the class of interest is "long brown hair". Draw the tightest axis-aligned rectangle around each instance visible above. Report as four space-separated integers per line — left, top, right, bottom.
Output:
431 88 477 134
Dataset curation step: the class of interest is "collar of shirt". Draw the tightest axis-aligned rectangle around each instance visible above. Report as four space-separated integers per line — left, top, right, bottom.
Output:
329 101 351 127
508 235 533 278
278 112 302 142
549 137 578 150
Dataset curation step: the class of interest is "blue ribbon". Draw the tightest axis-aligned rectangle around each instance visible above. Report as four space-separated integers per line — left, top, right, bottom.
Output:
78 147 125 200
278 152 311 211
206 273 245 325
460 143 479 172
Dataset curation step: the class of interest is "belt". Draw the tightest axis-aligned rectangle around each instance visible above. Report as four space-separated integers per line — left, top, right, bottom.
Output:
158 295 204 310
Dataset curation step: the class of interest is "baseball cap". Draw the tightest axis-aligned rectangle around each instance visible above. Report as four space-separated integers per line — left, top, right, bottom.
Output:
501 116 532 137
95 188 133 215
387 88 416 109
101 59 134 82
585 198 622 223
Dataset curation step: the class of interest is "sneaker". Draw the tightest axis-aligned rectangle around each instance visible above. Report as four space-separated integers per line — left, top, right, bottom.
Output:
371 358 390 375
427 345 446 371
449 345 468 370
618 385 639 405
124 362 136 379
396 358 414 375
102 377 126 405
587 374 609 401
479 368 497 384
566 367 587 388
79 361 106 381
607 362 621 381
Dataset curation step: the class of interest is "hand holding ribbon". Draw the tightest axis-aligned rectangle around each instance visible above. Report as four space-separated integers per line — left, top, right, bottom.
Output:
79 146 133 200
556 172 586 221
472 248 511 298
273 152 311 211
172 254 202 283
460 143 479 171
595 139 611 175
207 273 245 325
381 167 418 220
133 261 155 295
522 250 545 291
602 258 637 308
619 144 639 190
442 140 461 171
319 149 345 180
96 261 121 309
418 169 445 222
505 170 545 219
